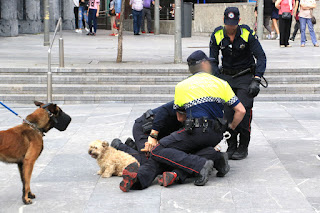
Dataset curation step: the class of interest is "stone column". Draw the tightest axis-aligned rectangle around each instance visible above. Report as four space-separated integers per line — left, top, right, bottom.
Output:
62 0 75 30
0 0 19 36
49 0 60 31
18 0 42 34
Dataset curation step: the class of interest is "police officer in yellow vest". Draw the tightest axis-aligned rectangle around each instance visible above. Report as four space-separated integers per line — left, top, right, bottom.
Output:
210 7 267 160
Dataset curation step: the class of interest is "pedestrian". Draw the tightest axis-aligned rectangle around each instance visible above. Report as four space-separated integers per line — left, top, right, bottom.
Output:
275 0 295 47
299 0 319 47
73 0 80 33
210 7 267 160
141 0 159 34
271 0 281 39
79 0 89 33
87 0 100 36
130 0 144 35
254 0 274 39
109 0 121 36
290 0 301 41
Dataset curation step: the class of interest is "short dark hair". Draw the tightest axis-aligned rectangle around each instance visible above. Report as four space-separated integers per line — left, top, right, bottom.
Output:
188 63 203 74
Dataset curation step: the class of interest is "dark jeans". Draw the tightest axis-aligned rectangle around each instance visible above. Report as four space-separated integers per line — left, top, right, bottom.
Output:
279 15 292 46
74 7 79 29
141 8 152 32
291 20 300 39
132 9 142 34
219 73 254 149
88 9 98 33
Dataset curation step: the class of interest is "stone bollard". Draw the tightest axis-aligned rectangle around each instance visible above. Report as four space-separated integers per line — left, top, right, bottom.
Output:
18 0 42 34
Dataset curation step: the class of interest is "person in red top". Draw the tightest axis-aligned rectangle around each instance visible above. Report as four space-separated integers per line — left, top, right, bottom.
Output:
275 0 295 47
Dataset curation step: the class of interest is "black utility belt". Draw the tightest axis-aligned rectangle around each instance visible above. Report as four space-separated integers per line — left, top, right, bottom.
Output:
184 117 227 134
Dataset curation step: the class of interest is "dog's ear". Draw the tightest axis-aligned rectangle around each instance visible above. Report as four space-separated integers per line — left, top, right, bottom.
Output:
34 101 44 107
102 141 109 148
47 103 58 113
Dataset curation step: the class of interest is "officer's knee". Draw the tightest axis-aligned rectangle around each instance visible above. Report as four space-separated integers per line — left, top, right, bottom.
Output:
150 144 163 157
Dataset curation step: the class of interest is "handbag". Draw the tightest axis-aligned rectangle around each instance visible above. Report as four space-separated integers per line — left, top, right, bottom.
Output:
282 12 292 19
109 8 116 16
311 10 317 25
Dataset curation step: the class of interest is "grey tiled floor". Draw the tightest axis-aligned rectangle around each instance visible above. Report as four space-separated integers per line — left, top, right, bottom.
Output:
0 102 320 213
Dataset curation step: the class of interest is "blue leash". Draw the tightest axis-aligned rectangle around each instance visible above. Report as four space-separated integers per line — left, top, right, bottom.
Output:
0 101 34 125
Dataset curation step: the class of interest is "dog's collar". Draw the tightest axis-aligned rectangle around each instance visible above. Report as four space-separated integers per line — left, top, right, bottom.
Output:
23 120 45 136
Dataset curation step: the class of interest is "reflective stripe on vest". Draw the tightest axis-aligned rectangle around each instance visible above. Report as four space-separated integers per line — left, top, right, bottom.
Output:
214 27 253 45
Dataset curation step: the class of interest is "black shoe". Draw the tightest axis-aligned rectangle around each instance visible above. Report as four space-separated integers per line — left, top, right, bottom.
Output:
111 138 122 150
226 136 238 159
231 147 248 160
134 33 140 35
125 137 137 150
215 152 230 177
87 32 92 36
194 160 214 186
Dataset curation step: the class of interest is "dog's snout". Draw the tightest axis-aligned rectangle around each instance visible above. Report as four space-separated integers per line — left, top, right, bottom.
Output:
88 150 92 155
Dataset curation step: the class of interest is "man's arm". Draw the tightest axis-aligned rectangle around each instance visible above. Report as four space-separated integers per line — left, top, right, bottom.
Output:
248 31 267 78
96 4 100 17
209 32 220 76
229 102 246 130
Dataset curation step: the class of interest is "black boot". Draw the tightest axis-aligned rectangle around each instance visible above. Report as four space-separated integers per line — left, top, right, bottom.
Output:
111 138 122 150
194 160 214 186
226 130 238 159
214 152 230 177
232 132 250 160
125 137 137 151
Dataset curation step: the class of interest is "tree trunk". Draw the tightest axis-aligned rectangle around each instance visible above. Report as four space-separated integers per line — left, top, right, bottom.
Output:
116 0 126 63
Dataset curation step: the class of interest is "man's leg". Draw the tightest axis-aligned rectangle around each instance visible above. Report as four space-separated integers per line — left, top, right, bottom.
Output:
88 9 93 33
307 18 318 45
232 87 254 160
224 104 238 159
146 8 152 32
137 11 142 33
141 9 146 32
132 10 138 34
300 17 307 45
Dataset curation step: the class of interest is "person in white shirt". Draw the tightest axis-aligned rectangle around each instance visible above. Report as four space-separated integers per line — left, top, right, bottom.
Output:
299 0 319 47
130 0 144 35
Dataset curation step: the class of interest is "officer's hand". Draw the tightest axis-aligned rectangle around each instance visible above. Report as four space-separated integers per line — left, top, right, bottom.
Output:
141 137 158 152
248 77 261 97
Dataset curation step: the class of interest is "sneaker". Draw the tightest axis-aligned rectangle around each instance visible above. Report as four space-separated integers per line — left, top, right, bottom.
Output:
134 33 140 35
158 172 178 187
141 31 146 34
77 29 82 34
280 45 285 48
194 160 214 186
276 35 280 40
120 162 139 192
75 29 80 33
109 33 115 36
111 138 122 149
314 44 319 47
86 32 92 36
149 31 154 34
231 147 248 160
85 28 90 32
125 137 137 150
215 152 230 177
267 34 271 39
271 31 275 39
317 154 320 160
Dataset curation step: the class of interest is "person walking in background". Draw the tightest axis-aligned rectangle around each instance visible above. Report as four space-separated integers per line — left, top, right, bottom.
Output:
254 0 273 39
130 0 144 35
87 0 100 36
109 0 121 36
290 0 301 41
271 0 280 39
275 0 295 47
79 0 89 33
299 0 319 47
141 0 160 34
73 0 80 33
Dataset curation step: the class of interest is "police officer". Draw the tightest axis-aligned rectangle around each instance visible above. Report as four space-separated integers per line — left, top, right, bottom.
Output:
209 7 267 160
118 51 246 192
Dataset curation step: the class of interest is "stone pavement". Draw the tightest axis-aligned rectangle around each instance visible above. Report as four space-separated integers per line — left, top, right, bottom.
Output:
0 30 320 69
0 102 320 213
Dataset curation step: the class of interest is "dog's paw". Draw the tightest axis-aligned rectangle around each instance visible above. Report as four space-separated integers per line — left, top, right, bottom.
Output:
101 173 112 178
23 197 33 205
28 192 36 199
97 170 102 175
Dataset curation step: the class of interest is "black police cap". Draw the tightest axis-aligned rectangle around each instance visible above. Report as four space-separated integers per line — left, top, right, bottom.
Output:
187 50 215 67
224 7 240 25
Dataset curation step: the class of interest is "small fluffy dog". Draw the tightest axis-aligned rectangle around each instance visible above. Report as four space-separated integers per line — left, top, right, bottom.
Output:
88 140 139 178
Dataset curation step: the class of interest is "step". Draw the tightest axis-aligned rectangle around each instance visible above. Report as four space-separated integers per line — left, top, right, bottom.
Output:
2 94 320 104
0 74 320 85
1 68 320 76
1 84 320 95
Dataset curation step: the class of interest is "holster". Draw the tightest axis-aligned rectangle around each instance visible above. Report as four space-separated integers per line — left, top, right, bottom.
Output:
141 109 154 134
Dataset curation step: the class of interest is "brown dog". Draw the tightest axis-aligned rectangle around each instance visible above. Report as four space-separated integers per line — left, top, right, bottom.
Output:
0 101 71 204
